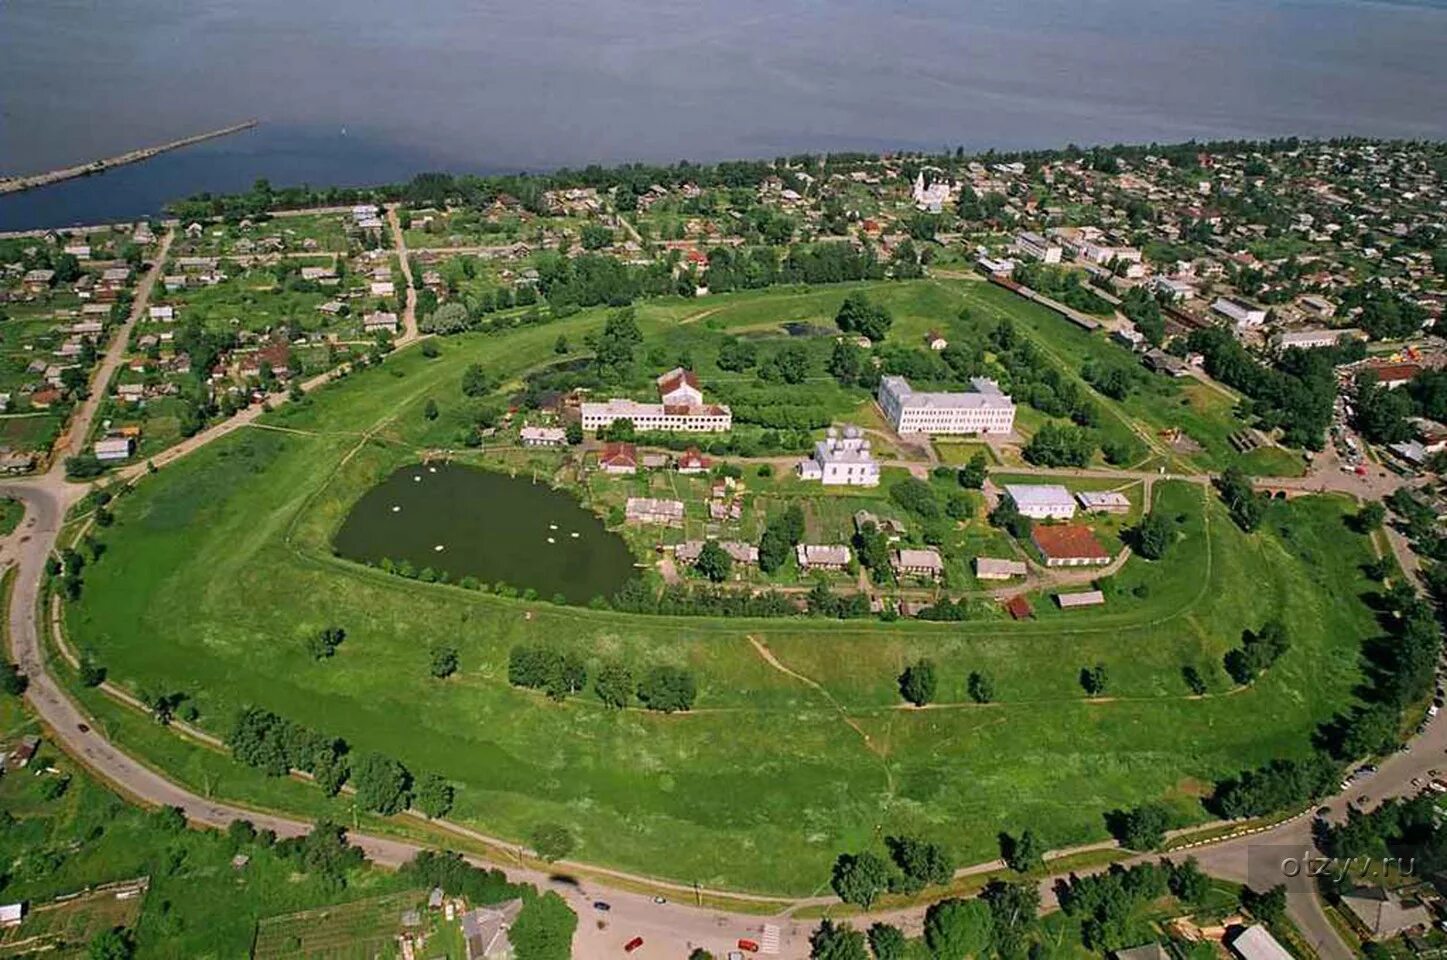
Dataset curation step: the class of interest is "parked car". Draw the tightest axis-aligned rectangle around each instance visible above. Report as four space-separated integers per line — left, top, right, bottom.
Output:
625 937 644 953
738 940 760 953
593 901 612 912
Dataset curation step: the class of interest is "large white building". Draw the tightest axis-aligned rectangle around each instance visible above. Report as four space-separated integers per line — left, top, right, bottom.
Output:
1004 484 1077 520
1212 296 1269 329
797 426 880 486
581 367 732 433
877 376 1016 436
1013 231 1062 264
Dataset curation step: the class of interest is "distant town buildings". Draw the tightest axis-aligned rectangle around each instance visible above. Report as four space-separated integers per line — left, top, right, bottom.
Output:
877 376 1016 436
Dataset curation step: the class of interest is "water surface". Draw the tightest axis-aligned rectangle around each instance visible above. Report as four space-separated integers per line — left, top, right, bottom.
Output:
3 0 1445 229
333 462 637 604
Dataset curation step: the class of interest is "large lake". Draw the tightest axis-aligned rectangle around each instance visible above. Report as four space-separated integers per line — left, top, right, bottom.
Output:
333 463 637 604
3 0 1446 230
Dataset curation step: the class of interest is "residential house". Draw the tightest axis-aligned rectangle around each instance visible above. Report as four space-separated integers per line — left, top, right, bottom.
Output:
1031 525 1111 567
675 447 710 474
363 311 399 335
854 510 906 541
1339 887 1432 941
892 547 944 580
656 367 704 405
1111 945 1169 960
0 904 24 928
1014 231 1063 263
519 426 566 447
1227 925 1293 960
598 442 638 474
796 544 852 571
94 436 135 461
148 305 174 322
460 899 523 960
22 269 54 294
924 331 948 351
1004 484 1077 520
1002 594 1034 620
674 540 759 566
624 497 684 525
975 557 1027 580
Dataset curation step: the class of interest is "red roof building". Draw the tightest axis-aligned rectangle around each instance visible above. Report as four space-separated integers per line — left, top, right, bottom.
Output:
1364 363 1423 389
676 447 710 474
599 441 638 474
1002 595 1034 620
1030 524 1112 567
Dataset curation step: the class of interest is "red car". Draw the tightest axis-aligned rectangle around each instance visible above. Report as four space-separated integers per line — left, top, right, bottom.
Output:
738 940 760 953
624 937 644 953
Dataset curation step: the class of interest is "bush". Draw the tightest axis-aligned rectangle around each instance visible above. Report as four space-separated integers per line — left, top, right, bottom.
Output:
636 665 696 713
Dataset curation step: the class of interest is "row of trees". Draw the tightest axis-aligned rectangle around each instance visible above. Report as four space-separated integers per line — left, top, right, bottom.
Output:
506 644 698 712
227 707 454 817
830 833 956 906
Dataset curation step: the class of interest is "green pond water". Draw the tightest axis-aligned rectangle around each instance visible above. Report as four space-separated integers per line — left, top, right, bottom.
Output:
333 462 637 603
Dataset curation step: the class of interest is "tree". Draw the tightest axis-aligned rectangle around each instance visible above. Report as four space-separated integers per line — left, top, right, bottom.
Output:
899 659 937 706
1357 501 1387 533
414 772 455 818
88 927 135 960
924 898 994 960
509 892 578 960
968 671 995 704
1002 828 1045 872
0 661 28 697
636 665 696 713
886 834 953 892
827 339 863 385
1109 802 1171 850
152 805 186 832
1169 857 1211 906
1224 620 1290 685
1024 421 1095 467
351 752 412 815
695 540 733 583
580 224 613 250
830 851 892 907
429 644 459 679
305 625 346 660
1240 884 1287 924
1130 511 1173 560
421 302 471 335
981 880 1039 958
1080 663 1108 695
423 398 439 421
594 661 633 708
530 822 574 862
866 923 907 960
834 292 893 342
959 451 988 489
1216 466 1265 533
809 920 869 960
460 363 493 397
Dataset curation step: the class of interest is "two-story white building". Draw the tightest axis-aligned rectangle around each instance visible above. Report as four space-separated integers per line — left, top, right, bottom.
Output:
580 367 733 433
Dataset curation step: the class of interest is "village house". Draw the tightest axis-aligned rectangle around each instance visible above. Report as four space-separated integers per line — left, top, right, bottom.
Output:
1005 484 1077 520
854 510 906 541
1031 524 1112 567
796 426 880 486
22 269 54 294
1227 925 1292 960
94 435 135 462
1013 231 1062 263
624 497 685 525
363 311 399 335
460 899 523 960
975 557 1027 580
892 547 944 580
674 539 760 567
0 903 24 928
795 543 852 571
598 441 637 474
148 305 174 322
519 426 566 447
924 330 948 351
1272 327 1361 351
1338 887 1432 941
675 447 710 474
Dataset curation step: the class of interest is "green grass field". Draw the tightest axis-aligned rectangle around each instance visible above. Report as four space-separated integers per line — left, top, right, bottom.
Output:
64 283 1376 896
